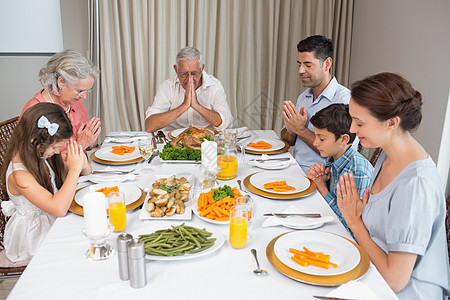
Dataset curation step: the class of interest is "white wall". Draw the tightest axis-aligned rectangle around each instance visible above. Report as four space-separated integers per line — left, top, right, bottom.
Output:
0 0 88 121
350 0 450 194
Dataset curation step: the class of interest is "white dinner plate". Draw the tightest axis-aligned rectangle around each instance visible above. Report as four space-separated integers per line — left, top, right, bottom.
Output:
94 145 141 162
245 138 285 152
249 171 310 194
133 223 225 261
75 183 141 208
138 174 197 220
274 231 361 276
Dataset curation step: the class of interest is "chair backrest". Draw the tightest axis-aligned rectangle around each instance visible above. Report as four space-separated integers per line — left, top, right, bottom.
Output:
0 116 19 250
446 195 450 264
357 142 382 167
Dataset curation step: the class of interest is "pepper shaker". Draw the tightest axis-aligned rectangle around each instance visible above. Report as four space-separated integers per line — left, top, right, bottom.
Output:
127 238 147 288
117 233 133 280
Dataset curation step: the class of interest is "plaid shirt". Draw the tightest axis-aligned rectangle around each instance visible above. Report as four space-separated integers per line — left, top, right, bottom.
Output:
324 146 374 238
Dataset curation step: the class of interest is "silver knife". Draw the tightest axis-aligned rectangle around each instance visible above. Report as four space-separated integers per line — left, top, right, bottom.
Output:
263 213 321 218
248 158 291 162
107 133 147 138
313 296 356 300
92 170 130 175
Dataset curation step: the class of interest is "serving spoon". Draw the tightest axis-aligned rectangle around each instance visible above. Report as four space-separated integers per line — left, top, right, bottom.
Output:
251 249 268 276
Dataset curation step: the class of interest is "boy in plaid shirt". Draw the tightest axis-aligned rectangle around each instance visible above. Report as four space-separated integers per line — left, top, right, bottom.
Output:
306 104 373 236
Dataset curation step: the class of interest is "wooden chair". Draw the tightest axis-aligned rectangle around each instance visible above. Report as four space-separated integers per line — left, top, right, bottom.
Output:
357 143 382 167
0 116 26 277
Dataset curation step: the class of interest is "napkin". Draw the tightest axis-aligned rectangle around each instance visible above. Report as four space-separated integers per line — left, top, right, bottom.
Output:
103 136 148 144
327 280 394 300
248 154 297 169
78 173 136 183
262 205 334 229
236 127 250 138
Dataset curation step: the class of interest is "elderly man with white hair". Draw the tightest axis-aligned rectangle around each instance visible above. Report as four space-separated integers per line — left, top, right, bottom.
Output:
145 47 233 132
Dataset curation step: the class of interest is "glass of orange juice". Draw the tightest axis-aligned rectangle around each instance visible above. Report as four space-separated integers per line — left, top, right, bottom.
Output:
108 192 126 232
217 154 238 180
229 205 248 249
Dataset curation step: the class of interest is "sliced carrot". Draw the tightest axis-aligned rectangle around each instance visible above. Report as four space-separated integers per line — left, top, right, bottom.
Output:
96 186 119 197
110 145 135 155
291 255 309 267
289 246 338 269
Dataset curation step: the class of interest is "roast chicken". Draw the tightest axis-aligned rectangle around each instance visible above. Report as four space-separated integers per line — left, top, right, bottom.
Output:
170 127 212 150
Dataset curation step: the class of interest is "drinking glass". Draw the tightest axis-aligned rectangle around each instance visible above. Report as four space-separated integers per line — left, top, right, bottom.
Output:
229 205 248 249
138 140 154 172
236 196 253 221
108 192 127 232
224 128 238 146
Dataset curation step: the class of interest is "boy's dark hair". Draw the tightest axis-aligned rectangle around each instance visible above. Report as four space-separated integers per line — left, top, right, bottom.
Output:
297 35 334 62
310 104 355 144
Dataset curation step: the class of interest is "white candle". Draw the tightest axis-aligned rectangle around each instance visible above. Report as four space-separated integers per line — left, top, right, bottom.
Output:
201 141 217 172
83 192 108 237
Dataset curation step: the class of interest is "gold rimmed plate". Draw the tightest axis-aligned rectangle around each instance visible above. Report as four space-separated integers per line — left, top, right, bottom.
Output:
243 173 316 200
90 150 144 165
266 232 370 286
238 140 290 155
69 184 146 216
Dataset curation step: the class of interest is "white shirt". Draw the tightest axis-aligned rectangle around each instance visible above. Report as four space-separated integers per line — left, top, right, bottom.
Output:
145 71 233 131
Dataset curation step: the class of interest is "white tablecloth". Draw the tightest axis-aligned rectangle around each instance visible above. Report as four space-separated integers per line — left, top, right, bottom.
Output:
8 130 397 300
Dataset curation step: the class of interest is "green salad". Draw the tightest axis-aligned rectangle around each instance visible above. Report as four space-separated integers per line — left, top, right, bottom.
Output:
159 143 202 161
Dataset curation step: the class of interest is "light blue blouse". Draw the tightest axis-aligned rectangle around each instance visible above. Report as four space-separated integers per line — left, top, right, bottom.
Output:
362 151 450 299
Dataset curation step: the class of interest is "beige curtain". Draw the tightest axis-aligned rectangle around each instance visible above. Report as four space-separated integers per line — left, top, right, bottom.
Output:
89 0 353 139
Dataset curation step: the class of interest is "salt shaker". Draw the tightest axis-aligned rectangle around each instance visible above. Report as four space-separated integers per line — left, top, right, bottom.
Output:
117 233 133 280
127 238 147 288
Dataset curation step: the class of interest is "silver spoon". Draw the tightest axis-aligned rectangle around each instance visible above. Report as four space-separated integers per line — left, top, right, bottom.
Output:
251 249 268 276
237 179 243 190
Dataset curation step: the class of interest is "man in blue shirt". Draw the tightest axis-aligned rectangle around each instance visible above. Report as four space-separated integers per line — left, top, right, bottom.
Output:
281 35 351 172
306 104 373 237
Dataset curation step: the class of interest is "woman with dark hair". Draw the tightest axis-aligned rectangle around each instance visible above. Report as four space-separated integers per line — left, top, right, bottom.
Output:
1 103 91 264
337 73 450 299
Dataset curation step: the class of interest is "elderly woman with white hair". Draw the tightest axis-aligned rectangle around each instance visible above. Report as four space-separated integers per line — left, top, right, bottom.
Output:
20 49 101 150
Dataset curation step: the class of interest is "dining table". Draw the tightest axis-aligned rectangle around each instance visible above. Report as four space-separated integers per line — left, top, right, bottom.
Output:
7 130 398 300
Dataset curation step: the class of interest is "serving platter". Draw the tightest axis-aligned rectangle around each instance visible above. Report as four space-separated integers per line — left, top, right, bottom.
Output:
192 187 246 225
266 232 369 286
138 175 197 220
244 173 316 200
133 223 225 261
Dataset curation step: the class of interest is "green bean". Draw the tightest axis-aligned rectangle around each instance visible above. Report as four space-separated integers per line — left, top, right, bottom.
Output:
140 224 216 256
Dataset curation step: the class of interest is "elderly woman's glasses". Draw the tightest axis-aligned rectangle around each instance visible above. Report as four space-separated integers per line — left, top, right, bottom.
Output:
71 86 92 97
178 71 201 78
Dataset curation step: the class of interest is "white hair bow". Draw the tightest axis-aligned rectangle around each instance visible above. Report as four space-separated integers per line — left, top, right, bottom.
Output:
37 116 59 136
